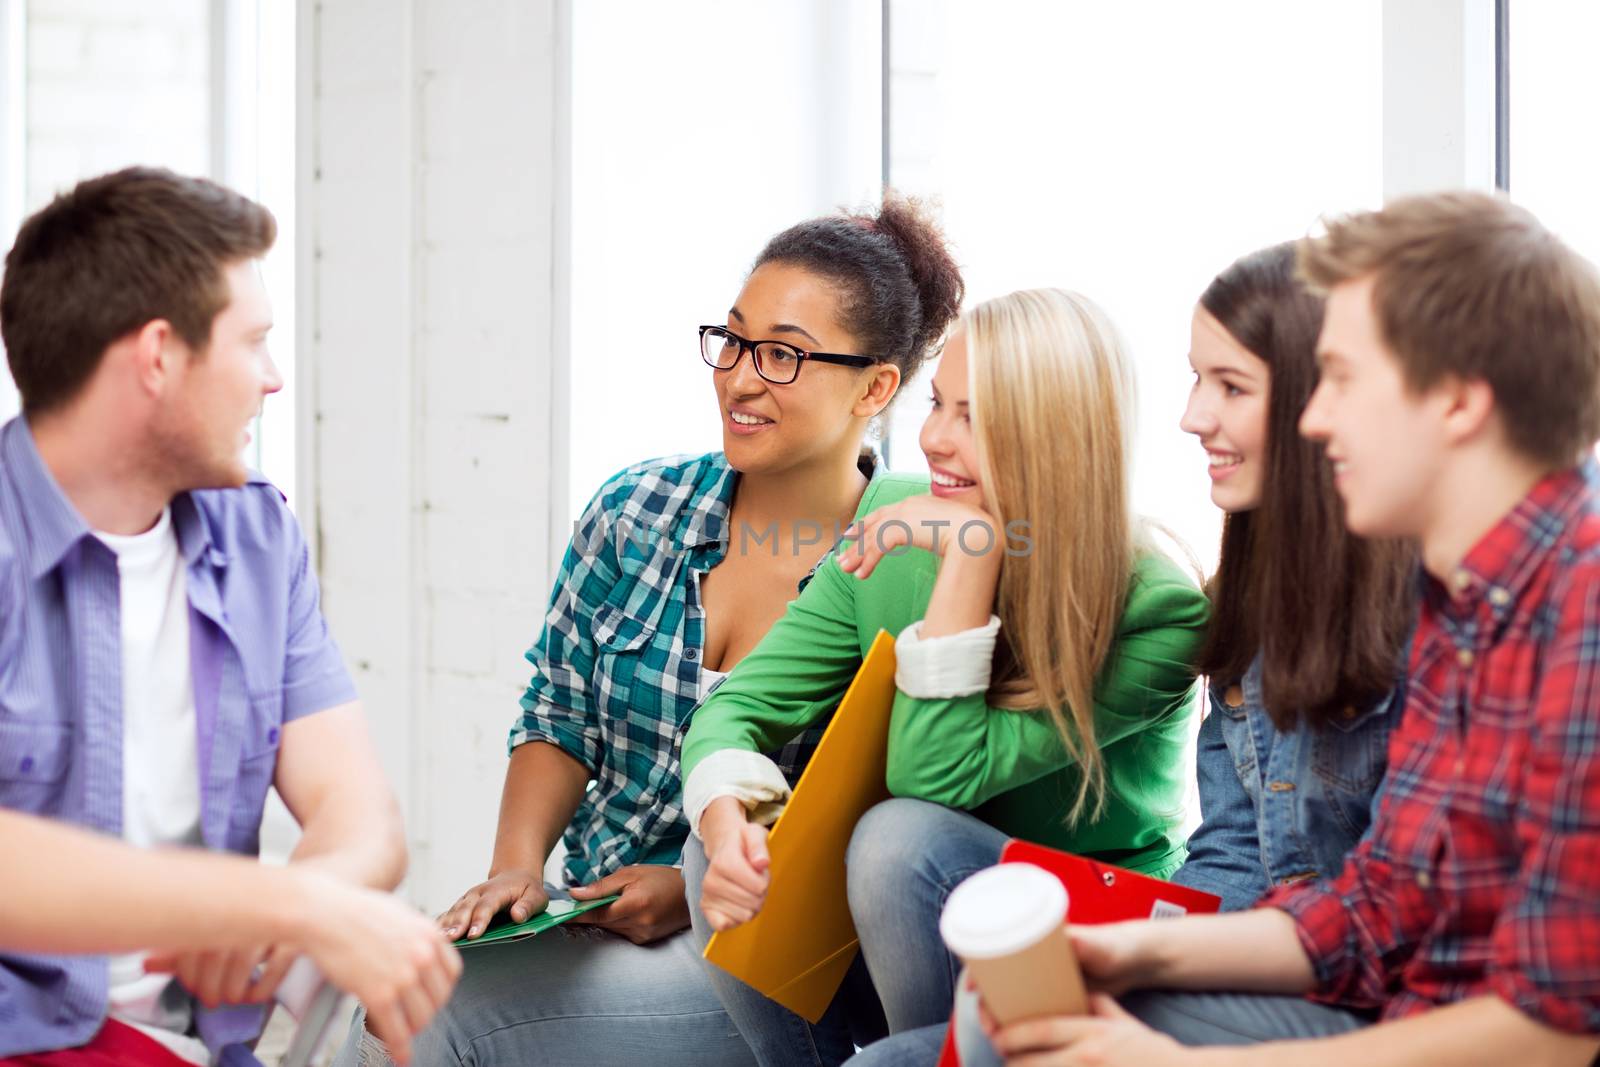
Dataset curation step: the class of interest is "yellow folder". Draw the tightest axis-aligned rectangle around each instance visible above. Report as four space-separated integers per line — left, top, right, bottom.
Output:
703 629 898 1023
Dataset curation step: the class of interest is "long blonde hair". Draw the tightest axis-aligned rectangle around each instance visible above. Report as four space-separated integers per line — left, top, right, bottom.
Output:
967 288 1139 824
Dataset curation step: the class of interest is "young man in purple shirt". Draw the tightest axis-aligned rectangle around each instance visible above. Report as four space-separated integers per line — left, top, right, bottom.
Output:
0 168 455 1064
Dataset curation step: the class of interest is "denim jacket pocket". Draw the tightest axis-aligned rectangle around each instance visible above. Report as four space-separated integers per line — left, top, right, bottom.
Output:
1213 684 1259 787
1311 699 1391 793
1309 697 1393 844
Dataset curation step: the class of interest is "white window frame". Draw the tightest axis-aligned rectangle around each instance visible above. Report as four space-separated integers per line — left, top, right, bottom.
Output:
1381 0 1499 199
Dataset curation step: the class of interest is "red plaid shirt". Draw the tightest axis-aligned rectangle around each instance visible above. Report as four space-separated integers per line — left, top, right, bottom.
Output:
1266 463 1600 1035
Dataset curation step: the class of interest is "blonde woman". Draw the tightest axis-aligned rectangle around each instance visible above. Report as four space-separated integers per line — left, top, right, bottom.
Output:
678 289 1209 1066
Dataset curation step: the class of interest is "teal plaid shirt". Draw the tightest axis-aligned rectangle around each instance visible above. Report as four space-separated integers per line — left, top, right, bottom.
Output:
511 452 829 885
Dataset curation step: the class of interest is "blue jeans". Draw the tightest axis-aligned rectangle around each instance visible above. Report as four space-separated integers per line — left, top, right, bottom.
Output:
683 835 887 1066
333 884 756 1067
683 799 1005 1065
848 799 1008 1035
850 984 1373 1066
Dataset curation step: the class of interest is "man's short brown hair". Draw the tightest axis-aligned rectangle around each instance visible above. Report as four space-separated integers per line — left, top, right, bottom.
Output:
0 166 276 414
1298 190 1600 468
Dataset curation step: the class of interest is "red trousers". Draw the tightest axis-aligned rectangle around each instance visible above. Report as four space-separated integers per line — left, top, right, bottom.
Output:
0 1020 197 1067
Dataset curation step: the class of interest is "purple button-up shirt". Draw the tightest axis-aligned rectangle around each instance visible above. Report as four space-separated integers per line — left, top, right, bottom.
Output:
0 416 357 1056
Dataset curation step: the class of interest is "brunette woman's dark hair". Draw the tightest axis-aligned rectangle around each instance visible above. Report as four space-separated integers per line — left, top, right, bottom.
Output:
1195 242 1415 729
753 193 964 379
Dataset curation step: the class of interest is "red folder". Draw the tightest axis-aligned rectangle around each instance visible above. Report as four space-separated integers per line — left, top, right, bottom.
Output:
935 841 1221 1066
998 840 1221 922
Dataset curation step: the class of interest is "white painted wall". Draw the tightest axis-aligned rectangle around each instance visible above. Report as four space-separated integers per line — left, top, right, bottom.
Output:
299 0 560 912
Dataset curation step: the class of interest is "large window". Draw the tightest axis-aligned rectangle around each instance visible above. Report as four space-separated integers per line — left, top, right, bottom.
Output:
1509 0 1600 265
218 0 298 505
0 0 296 500
566 2 1386 567
883 1 1384 566
566 0 884 517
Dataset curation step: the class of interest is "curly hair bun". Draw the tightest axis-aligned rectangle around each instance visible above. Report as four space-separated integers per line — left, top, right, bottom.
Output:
754 193 965 378
872 195 964 359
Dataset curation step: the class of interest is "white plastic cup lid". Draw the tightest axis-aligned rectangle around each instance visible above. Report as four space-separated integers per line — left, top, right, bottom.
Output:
939 862 1069 960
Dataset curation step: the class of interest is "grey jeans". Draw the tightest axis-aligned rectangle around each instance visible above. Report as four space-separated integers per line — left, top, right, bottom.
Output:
682 836 888 1067
332 883 757 1067
846 984 1371 1065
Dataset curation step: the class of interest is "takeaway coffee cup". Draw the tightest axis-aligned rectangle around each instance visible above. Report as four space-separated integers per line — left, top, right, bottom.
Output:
939 862 1088 1024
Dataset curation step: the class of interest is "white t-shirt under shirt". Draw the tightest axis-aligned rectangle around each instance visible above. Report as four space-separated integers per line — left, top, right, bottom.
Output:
95 508 211 1066
698 666 728 702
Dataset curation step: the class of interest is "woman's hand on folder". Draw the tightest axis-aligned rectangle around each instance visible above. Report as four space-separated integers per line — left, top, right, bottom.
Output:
568 865 691 944
437 869 550 941
699 797 771 931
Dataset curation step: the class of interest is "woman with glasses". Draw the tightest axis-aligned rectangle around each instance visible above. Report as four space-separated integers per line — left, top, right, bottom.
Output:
680 288 1210 1065
339 199 963 1067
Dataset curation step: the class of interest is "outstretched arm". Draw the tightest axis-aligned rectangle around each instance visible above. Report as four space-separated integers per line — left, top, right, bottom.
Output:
0 808 460 1065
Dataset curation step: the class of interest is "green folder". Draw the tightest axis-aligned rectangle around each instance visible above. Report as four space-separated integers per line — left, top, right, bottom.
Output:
452 895 620 948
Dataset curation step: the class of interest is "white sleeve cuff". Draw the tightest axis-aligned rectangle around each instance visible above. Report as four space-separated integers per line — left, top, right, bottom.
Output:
894 615 1002 699
684 748 793 839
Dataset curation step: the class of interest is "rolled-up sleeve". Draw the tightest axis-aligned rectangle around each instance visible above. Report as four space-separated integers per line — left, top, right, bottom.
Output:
1263 845 1402 1011
1486 574 1600 1034
507 483 620 773
883 567 1207 809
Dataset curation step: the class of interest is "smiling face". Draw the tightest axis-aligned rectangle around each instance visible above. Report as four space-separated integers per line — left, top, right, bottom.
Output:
1299 274 1450 539
714 261 895 477
151 259 283 488
1179 305 1270 513
919 330 989 510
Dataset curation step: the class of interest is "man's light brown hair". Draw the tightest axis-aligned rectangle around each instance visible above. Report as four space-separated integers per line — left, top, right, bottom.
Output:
1298 190 1600 468
0 166 276 415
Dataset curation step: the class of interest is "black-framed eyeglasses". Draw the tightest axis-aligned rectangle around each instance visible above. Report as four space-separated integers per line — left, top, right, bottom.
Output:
699 325 879 385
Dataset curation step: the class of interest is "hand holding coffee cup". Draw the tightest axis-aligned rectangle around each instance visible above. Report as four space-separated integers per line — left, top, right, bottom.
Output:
939 862 1088 1024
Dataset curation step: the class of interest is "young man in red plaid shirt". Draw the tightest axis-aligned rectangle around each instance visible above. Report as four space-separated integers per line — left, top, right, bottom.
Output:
961 192 1600 1067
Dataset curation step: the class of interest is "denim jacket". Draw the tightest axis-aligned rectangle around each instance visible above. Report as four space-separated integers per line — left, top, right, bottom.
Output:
1170 654 1404 911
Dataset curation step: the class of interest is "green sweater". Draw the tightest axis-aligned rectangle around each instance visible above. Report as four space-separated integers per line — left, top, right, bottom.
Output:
681 473 1210 876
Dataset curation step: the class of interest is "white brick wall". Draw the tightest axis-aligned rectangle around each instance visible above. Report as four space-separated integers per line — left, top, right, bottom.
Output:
300 0 560 912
